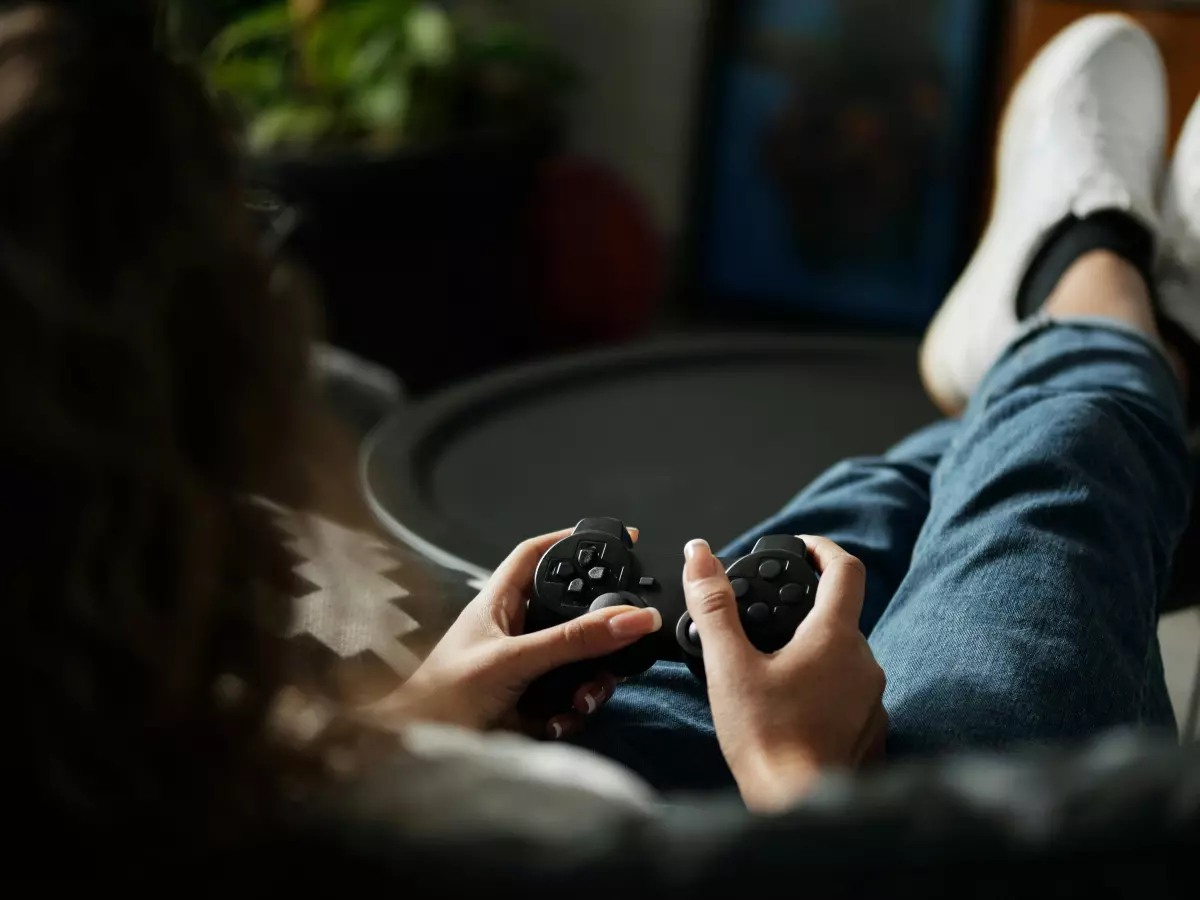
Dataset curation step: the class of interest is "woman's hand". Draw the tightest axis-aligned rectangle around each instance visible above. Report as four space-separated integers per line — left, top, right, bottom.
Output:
683 536 887 813
373 528 662 739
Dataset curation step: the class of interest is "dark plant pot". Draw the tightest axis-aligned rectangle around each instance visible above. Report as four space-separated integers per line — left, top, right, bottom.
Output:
249 134 546 395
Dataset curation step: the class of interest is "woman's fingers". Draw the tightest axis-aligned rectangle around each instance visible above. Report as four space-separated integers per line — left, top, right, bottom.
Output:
572 673 619 716
857 701 890 766
510 605 662 678
682 539 752 678
548 673 621 739
546 712 584 740
798 534 867 627
487 528 575 598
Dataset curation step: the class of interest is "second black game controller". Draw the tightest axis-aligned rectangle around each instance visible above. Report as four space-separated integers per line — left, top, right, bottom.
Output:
520 517 818 718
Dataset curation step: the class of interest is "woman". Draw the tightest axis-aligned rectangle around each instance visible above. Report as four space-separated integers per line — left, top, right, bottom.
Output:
0 0 671 861
4 4 1197 889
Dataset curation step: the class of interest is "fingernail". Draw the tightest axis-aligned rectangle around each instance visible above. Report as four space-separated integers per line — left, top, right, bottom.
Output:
592 684 610 712
549 721 563 739
684 539 722 579
575 681 609 715
608 606 662 639
582 684 610 715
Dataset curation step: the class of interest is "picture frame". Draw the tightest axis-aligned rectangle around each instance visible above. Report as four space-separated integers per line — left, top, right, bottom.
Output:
682 0 1005 330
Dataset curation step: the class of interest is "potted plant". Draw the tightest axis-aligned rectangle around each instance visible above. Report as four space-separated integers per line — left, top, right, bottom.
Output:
176 0 579 392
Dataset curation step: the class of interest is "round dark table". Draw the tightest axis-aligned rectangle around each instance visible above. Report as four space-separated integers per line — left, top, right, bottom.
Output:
362 334 939 577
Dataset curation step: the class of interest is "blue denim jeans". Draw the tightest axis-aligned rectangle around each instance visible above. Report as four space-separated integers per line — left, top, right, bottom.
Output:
575 321 1193 792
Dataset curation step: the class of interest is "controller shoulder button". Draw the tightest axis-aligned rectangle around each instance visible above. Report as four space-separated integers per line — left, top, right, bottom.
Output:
751 535 810 557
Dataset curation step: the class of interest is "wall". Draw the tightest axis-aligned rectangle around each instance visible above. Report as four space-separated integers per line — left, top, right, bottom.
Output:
512 0 710 237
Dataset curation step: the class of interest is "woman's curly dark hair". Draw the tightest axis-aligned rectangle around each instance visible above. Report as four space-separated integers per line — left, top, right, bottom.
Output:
0 3 361 866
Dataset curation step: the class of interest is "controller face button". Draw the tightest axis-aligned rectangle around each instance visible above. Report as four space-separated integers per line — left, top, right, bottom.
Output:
587 566 607 582
566 578 586 596
731 577 751 599
758 559 783 581
778 582 809 606
638 576 657 589
687 620 702 648
553 562 575 580
745 602 772 625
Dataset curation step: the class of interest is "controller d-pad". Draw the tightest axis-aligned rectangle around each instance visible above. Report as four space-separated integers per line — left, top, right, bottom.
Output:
566 578 586 600
552 561 575 580
587 566 607 582
577 542 604 568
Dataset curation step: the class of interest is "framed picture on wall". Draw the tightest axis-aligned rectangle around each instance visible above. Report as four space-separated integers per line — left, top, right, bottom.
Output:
684 0 1002 329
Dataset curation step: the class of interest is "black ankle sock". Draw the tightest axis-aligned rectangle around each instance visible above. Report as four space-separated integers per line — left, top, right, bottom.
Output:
1015 210 1157 320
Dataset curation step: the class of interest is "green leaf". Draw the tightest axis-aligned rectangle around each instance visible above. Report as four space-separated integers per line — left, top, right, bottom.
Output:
206 3 294 62
408 3 454 68
207 57 287 102
304 2 411 89
247 103 339 152
351 77 410 133
347 34 400 84
203 0 573 149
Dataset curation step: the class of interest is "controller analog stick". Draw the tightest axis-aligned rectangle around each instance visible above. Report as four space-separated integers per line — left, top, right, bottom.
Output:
589 591 646 613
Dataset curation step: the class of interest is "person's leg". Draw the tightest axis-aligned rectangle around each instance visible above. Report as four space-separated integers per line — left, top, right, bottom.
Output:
574 419 958 792
580 14 1197 786
584 305 1188 785
873 253 1190 755
722 419 957 635
875 14 1198 754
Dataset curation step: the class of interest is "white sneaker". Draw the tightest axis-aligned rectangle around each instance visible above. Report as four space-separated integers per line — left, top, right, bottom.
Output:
1159 95 1200 346
919 14 1167 415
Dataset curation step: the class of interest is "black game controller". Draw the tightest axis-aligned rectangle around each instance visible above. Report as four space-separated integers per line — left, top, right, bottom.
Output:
519 517 818 718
